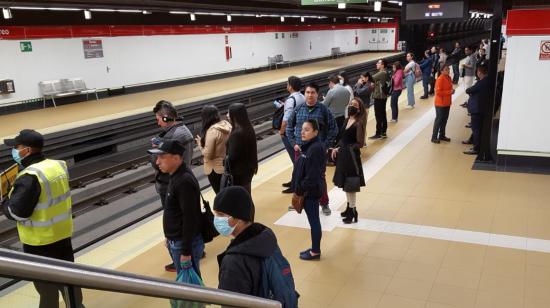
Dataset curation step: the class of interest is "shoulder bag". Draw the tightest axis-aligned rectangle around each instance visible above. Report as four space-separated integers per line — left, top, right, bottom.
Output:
199 192 219 243
343 147 361 192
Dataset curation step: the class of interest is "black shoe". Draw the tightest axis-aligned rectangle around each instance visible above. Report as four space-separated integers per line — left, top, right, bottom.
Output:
165 263 176 272
342 208 358 224
282 187 294 194
465 124 472 128
282 181 292 188
463 149 479 155
431 138 440 144
340 203 351 217
462 140 473 145
439 136 451 142
380 133 387 139
420 95 428 99
368 134 382 140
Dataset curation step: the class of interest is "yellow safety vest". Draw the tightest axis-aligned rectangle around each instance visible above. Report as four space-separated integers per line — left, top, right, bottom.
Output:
9 159 73 246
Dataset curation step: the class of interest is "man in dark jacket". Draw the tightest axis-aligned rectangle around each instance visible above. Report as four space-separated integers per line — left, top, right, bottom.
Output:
450 42 462 84
148 140 204 277
464 65 490 155
214 186 291 297
150 100 194 272
419 50 434 99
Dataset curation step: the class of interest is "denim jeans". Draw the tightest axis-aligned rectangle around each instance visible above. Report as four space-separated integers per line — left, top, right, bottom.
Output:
390 90 402 120
405 74 416 106
304 197 322 254
281 134 294 163
167 235 205 278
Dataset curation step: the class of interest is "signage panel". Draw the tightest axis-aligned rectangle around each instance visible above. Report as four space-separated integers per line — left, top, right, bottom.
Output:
83 39 104 59
404 1 467 22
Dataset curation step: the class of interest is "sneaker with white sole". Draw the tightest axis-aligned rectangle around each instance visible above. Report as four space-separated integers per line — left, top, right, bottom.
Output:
321 205 331 216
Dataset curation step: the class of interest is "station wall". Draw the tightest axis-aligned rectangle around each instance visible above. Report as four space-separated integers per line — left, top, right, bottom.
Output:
0 24 396 106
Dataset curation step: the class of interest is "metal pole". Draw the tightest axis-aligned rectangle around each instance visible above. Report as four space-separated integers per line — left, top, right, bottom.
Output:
476 0 503 162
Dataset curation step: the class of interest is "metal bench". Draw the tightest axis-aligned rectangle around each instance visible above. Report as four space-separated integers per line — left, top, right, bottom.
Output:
331 47 346 58
39 78 98 108
268 54 291 69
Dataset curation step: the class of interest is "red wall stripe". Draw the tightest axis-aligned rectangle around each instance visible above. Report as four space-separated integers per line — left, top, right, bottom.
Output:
506 9 550 36
0 23 398 40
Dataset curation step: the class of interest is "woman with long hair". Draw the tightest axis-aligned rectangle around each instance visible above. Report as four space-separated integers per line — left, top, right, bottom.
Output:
390 61 404 122
331 97 367 224
195 105 231 194
403 52 417 108
226 103 258 200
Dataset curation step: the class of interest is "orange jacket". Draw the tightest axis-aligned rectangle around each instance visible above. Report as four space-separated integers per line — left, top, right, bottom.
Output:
434 74 454 107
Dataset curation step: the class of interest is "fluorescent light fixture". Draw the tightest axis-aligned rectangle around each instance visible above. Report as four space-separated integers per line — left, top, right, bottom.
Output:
116 9 141 13
196 12 225 16
301 16 305 22
48 7 80 11
9 6 47 10
338 3 346 9
90 8 116 12
190 13 196 21
368 18 372 22
142 10 151 15
255 14 260 18
169 11 189 14
2 8 12 19
84 10 91 19
280 16 285 22
399 1 403 6
227 14 231 21
374 1 382 12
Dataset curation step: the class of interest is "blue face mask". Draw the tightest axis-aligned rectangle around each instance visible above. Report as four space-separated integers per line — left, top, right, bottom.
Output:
11 148 25 165
214 216 235 237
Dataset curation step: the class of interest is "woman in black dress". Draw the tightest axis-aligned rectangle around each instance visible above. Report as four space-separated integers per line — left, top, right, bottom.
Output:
331 97 367 224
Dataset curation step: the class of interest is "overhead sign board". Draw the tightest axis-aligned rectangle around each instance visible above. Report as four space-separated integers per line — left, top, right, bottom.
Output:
404 1 467 23
301 0 369 5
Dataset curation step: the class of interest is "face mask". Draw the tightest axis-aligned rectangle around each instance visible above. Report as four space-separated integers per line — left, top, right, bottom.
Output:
214 216 235 237
348 106 358 116
11 148 27 165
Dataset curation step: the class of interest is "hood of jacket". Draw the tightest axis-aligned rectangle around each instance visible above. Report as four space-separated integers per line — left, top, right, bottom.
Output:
225 224 277 258
211 120 232 134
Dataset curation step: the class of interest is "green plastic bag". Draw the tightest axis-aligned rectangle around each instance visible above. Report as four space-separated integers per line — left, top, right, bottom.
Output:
170 260 205 308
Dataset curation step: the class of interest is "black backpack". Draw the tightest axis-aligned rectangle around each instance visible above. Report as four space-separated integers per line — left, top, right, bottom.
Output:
272 96 296 130
381 71 392 96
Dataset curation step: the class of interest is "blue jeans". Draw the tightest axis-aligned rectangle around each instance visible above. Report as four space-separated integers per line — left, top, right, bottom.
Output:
390 89 402 120
304 198 322 254
405 74 415 106
281 134 294 163
167 235 205 278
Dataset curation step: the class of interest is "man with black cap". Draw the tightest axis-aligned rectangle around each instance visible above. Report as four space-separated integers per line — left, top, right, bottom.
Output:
2 129 84 308
214 186 297 304
148 139 204 277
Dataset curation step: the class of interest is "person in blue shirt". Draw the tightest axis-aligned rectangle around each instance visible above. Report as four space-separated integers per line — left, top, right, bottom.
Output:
419 50 434 99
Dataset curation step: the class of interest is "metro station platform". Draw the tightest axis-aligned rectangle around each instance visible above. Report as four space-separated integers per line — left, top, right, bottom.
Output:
3 78 550 308
0 52 398 139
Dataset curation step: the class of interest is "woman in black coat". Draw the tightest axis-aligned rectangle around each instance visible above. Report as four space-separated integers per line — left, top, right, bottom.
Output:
292 119 326 261
331 97 367 224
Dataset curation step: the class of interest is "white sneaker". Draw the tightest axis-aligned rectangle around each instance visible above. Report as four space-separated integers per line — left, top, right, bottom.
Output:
321 205 331 216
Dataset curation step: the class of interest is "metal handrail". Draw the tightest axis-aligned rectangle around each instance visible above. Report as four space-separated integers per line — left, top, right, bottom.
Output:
0 248 281 308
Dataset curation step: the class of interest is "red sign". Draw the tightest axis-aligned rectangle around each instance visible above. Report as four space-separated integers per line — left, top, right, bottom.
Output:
540 40 550 60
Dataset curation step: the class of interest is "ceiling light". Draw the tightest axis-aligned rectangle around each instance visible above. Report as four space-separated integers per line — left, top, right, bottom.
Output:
84 10 91 19
374 1 382 12
227 14 232 22
169 11 189 14
90 8 116 12
2 8 12 19
48 7 80 11
116 9 141 13
190 13 196 21
9 6 46 10
301 16 305 22
255 14 260 18
280 16 285 22
368 18 372 22
338 3 346 9
142 10 151 15
333 17 336 22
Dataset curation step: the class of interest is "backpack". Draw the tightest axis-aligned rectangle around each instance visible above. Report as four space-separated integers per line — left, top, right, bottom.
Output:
414 63 422 80
381 71 392 96
259 247 299 308
272 96 296 130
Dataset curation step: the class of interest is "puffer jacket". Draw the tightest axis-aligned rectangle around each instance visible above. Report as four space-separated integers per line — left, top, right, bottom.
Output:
292 136 326 199
199 120 231 175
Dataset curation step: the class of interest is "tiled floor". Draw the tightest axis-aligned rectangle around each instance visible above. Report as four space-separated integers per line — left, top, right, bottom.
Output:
3 72 550 307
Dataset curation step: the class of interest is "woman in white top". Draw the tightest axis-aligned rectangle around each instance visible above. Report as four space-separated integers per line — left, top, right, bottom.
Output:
403 52 417 108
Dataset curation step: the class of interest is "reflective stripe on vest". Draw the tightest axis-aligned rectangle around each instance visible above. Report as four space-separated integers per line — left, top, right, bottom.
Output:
13 159 73 245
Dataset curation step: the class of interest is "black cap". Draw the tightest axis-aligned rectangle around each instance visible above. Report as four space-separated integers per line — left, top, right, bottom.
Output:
147 139 185 155
4 129 44 148
214 186 254 222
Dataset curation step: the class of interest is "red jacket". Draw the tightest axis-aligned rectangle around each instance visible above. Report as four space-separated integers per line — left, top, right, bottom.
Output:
392 69 404 91
435 74 453 107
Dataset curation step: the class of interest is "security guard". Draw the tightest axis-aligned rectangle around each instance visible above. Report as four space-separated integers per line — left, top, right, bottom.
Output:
2 129 83 308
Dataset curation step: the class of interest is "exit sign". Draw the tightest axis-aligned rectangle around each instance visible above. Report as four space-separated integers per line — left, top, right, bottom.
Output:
20 41 32 52
301 0 369 5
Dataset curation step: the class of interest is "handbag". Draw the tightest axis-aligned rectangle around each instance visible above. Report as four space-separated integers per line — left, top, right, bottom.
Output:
291 193 305 214
219 156 233 190
343 147 361 192
199 193 219 243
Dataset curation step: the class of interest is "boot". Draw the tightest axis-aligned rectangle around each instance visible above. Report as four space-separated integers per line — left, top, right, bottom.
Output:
340 203 351 217
342 207 358 224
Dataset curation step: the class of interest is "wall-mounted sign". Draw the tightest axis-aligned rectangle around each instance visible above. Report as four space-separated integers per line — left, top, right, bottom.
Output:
83 39 104 59
540 40 550 60
301 0 369 5
291 32 299 38
20 41 32 52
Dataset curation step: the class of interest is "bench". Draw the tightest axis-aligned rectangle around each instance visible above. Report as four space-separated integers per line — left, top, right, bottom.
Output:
39 78 98 108
268 54 291 69
331 47 346 58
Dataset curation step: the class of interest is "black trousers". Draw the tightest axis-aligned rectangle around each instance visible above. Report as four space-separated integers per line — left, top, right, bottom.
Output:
207 171 222 194
432 106 450 139
429 74 436 94
373 98 388 135
471 113 483 151
23 238 84 308
232 173 255 221
452 63 460 83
